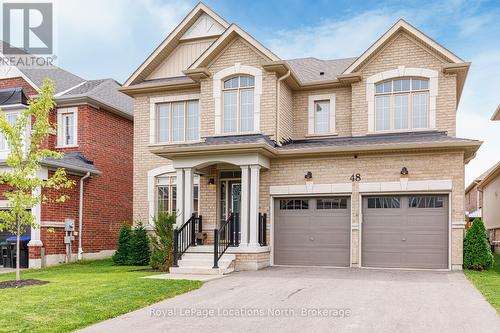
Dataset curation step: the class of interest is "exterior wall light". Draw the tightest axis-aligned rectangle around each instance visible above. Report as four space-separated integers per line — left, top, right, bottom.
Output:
304 171 313 180
400 167 409 175
208 178 215 185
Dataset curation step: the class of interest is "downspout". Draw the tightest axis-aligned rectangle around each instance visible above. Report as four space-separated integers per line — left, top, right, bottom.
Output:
275 70 291 144
78 172 91 260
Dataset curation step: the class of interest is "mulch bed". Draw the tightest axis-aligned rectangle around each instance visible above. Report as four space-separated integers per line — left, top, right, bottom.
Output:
0 279 50 289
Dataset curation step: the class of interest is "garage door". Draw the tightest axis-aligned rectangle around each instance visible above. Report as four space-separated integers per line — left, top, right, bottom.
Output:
362 195 448 269
274 197 350 266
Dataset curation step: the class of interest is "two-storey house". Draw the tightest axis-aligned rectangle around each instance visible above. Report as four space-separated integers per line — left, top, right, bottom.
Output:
122 3 480 272
0 45 133 268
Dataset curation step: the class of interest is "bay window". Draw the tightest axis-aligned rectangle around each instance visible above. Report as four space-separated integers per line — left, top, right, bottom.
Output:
222 75 255 133
156 100 199 143
374 78 430 131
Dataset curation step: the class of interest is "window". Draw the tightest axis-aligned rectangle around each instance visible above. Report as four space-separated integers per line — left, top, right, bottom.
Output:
308 94 335 135
156 100 199 143
57 108 77 147
314 100 330 134
374 78 429 131
222 75 255 133
409 196 444 208
367 197 401 209
0 112 18 150
279 199 309 210
317 198 347 209
156 174 200 215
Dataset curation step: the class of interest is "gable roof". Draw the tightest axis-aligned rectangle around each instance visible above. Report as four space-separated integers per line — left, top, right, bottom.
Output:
187 24 280 70
491 104 500 121
285 57 356 84
466 161 500 193
343 19 465 75
123 2 229 87
477 161 500 189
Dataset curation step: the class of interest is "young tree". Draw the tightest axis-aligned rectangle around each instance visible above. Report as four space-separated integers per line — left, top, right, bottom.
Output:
0 79 74 281
463 218 494 270
128 222 150 266
112 224 132 265
150 211 176 271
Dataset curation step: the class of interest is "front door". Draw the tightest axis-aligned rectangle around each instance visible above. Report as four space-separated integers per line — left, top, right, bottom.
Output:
220 178 241 242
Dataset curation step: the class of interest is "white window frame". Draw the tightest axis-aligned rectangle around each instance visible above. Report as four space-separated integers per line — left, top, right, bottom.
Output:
149 94 201 145
0 110 21 151
366 67 438 133
307 94 336 135
213 64 262 135
57 107 78 148
221 75 255 134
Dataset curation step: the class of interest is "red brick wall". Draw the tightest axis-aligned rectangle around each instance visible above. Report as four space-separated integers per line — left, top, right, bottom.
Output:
0 77 133 258
465 185 482 214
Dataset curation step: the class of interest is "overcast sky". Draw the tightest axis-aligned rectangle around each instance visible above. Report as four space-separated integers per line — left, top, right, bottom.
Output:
52 0 499 185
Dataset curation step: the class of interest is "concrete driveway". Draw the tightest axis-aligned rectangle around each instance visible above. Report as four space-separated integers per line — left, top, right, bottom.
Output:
80 267 500 333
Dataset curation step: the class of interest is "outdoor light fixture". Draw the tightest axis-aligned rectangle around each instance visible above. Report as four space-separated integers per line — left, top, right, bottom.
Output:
400 167 409 175
208 178 215 185
304 171 313 180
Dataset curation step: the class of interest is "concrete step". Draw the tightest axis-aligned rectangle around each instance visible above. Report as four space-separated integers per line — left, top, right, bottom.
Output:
186 245 215 253
178 258 233 268
169 266 234 275
181 252 236 261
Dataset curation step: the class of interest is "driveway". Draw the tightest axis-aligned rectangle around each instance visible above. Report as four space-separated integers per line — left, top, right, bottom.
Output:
79 267 500 333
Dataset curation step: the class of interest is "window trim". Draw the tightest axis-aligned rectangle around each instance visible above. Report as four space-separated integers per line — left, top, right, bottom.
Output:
149 94 201 145
155 173 200 216
366 67 438 133
56 107 78 148
213 64 262 135
221 75 255 134
307 94 336 136
0 111 20 151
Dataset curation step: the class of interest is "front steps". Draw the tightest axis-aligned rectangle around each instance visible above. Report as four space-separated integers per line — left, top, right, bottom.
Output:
169 246 235 275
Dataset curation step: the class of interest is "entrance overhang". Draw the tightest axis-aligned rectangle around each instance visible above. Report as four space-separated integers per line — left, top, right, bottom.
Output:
171 152 270 170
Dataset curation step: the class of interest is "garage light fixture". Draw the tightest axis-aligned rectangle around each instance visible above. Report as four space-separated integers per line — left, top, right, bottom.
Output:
304 171 313 180
400 167 409 175
208 178 215 185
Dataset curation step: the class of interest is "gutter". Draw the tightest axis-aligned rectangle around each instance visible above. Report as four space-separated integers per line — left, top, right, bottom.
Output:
275 70 291 144
54 95 133 121
78 172 91 260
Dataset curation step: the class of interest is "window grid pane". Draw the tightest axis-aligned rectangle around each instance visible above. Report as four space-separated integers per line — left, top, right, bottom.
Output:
375 96 390 131
157 104 170 143
171 102 185 141
394 94 409 129
314 101 330 134
239 89 254 132
413 92 429 128
64 113 75 145
223 90 238 133
367 197 400 209
186 101 199 141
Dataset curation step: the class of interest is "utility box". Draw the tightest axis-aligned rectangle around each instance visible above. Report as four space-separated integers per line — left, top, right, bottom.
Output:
65 218 74 232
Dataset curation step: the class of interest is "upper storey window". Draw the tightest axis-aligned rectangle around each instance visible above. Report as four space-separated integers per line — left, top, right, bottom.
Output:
374 78 430 131
156 100 199 143
0 112 18 150
222 75 255 133
57 107 78 147
307 94 336 135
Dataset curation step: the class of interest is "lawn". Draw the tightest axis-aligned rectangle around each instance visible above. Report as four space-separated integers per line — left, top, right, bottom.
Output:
464 253 500 314
0 259 202 333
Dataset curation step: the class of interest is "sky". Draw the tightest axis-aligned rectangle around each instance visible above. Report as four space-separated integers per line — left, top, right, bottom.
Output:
51 0 499 185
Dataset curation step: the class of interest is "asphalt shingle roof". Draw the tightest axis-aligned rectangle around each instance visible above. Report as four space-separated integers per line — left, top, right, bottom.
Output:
285 57 357 83
42 152 101 175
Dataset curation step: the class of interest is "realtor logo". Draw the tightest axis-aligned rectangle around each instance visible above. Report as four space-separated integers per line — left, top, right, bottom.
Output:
2 2 53 54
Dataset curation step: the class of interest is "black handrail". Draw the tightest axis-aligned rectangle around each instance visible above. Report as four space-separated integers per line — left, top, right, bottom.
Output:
172 213 202 267
213 213 235 268
258 212 267 246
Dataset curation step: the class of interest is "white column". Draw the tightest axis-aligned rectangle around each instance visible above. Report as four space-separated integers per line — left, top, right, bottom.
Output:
184 168 194 220
240 165 250 246
176 169 184 226
249 165 261 247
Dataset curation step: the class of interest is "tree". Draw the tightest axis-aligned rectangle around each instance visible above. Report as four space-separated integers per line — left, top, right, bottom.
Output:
463 218 494 270
0 79 74 281
112 224 132 265
150 211 176 271
128 222 150 266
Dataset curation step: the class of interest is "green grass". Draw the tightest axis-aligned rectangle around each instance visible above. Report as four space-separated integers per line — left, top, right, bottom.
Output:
0 259 202 333
464 253 500 314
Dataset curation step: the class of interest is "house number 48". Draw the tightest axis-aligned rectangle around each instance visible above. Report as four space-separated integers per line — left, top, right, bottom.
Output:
350 173 361 182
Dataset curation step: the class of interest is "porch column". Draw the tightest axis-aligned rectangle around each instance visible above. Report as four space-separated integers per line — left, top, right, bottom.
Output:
240 165 250 246
184 168 194 220
249 165 261 247
175 169 184 226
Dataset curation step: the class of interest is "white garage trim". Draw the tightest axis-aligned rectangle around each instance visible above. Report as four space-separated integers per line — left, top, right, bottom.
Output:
359 179 452 192
358 191 452 271
270 183 352 195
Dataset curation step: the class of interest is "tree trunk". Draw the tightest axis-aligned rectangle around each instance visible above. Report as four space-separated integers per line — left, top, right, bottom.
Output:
16 218 21 281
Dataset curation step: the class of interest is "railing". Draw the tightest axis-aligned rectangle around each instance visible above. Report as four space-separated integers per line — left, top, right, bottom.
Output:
258 212 267 246
213 213 236 268
172 213 203 267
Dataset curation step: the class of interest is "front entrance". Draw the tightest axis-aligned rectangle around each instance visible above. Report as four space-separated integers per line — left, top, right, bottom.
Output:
219 171 242 243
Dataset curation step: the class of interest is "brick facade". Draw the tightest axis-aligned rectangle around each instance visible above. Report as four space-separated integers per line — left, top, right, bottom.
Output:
0 77 133 266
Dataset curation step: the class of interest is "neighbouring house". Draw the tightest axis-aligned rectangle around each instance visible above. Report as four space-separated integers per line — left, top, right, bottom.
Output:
476 162 500 252
0 44 133 268
121 3 481 272
491 104 499 121
464 164 499 220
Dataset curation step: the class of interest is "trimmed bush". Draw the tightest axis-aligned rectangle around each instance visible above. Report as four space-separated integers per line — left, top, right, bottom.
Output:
112 224 132 265
464 218 494 270
128 222 150 266
150 211 176 271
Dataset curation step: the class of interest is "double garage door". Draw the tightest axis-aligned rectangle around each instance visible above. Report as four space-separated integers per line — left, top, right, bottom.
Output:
274 195 448 269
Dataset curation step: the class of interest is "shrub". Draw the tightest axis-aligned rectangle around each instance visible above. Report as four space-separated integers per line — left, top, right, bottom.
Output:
128 222 151 266
112 224 132 265
150 211 176 271
463 218 494 270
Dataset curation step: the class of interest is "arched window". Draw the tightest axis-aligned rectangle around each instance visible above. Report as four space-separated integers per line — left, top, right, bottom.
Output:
374 77 430 131
222 75 255 133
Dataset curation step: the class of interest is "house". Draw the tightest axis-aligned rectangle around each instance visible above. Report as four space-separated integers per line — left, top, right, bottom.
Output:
121 3 481 272
464 164 499 220
0 44 134 268
475 162 500 253
491 105 499 121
